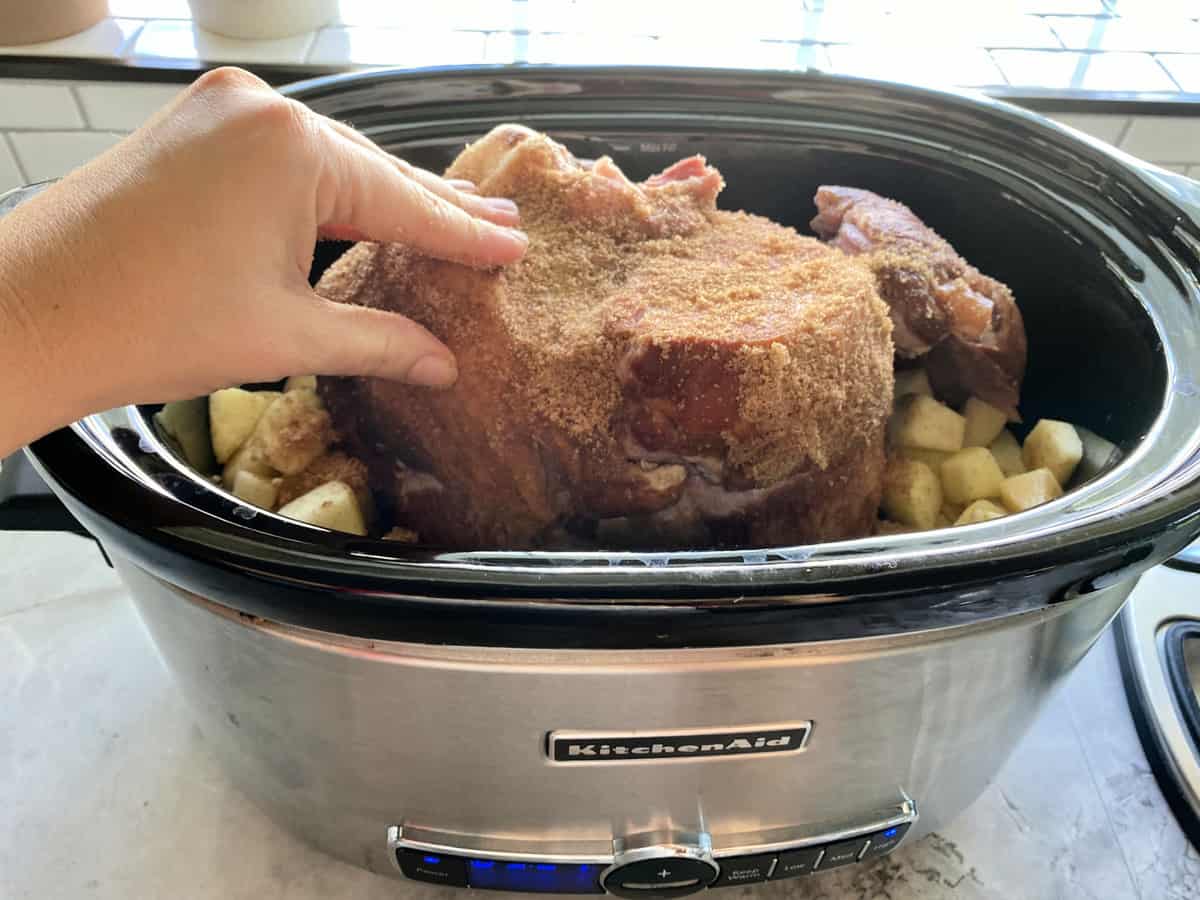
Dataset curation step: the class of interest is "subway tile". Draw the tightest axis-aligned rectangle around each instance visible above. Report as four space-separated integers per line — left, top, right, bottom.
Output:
75 83 183 131
524 32 661 65
335 0 516 31
483 32 520 64
0 83 83 129
1120 115 1200 160
651 39 817 70
1075 51 1180 90
994 49 1178 90
132 20 315 64
525 0 805 41
1046 14 1200 52
1107 0 1200 18
992 49 1084 87
306 27 487 66
0 136 25 193
8 131 123 182
1048 113 1129 144
108 0 191 17
825 44 1005 87
0 18 142 57
1156 53 1200 90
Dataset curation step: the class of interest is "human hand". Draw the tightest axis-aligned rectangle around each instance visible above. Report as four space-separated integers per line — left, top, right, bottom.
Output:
0 66 526 456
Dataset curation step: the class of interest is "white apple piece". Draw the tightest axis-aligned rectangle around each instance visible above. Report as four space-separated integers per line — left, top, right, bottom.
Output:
881 458 943 530
890 395 966 452
999 468 1064 513
276 480 367 535
209 388 273 464
962 397 1007 448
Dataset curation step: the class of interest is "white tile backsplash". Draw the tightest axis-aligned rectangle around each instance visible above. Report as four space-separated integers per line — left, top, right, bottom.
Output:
825 44 1006 87
132 20 315 64
1156 53 1200 91
75 83 183 131
108 0 191 18
1120 115 1200 160
0 82 83 129
0 135 25 192
1075 52 1180 92
306 27 486 67
9 131 123 182
1048 113 1129 144
0 18 143 58
1046 14 1200 53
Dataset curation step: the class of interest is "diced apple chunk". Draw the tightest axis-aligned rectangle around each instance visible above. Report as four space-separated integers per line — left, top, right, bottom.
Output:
881 458 943 530
209 388 273 463
276 481 367 535
999 468 1064 513
890 395 966 452
285 375 318 393
1022 419 1083 488
989 429 1026 477
940 447 1005 505
955 499 1007 525
962 397 1007 448
231 470 278 509
894 368 932 399
897 446 953 471
222 442 276 487
256 391 333 476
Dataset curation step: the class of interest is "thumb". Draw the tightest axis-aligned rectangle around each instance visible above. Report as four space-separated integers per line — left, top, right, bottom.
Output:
286 292 458 387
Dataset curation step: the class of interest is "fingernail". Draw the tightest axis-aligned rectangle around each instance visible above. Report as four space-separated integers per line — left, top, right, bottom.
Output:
484 197 519 215
503 227 529 250
447 178 477 193
408 355 458 388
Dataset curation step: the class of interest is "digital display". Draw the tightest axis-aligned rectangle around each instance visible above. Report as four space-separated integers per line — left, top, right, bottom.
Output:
467 859 604 893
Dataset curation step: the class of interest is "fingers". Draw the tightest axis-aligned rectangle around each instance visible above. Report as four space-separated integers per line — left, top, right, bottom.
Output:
316 128 528 268
323 119 520 227
288 292 459 386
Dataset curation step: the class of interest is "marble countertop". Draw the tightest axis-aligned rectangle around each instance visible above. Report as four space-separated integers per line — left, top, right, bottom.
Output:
2 529 1198 900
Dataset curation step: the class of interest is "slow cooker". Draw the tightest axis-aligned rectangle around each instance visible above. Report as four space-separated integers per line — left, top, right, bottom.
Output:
4 67 1200 895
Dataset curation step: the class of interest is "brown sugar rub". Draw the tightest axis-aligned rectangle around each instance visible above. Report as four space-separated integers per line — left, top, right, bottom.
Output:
811 186 1027 419
318 125 894 549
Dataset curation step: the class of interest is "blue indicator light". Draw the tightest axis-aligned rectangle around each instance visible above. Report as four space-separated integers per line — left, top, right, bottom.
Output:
423 856 441 865
883 828 898 839
537 864 557 872
506 863 527 871
470 860 495 870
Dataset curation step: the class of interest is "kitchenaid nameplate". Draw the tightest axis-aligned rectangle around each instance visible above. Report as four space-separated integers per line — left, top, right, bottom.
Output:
547 725 811 763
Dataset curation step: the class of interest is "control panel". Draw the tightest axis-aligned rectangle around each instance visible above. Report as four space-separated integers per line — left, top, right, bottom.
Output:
387 813 914 897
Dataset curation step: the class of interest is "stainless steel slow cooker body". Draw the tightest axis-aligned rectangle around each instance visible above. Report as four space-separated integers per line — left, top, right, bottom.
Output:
12 67 1200 890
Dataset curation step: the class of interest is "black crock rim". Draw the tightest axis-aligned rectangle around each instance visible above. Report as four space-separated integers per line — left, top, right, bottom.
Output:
16 64 1200 611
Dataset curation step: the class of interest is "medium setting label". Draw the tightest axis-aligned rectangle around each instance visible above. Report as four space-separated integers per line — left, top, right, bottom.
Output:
548 725 811 763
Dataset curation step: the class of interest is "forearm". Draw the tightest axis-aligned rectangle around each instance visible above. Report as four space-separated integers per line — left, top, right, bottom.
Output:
0 208 96 457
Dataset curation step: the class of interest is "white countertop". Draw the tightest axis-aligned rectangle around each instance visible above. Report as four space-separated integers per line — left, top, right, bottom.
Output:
2 529 1198 899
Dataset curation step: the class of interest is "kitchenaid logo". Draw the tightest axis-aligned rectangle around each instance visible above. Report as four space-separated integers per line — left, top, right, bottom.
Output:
547 726 810 763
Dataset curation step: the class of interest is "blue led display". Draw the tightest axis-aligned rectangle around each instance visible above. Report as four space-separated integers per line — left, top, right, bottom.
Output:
467 859 603 893
882 828 898 839
423 856 441 865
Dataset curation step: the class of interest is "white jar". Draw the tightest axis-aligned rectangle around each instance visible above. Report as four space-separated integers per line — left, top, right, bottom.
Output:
187 0 337 40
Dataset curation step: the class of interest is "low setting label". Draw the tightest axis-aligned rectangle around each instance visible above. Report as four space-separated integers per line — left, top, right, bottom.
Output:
548 726 810 763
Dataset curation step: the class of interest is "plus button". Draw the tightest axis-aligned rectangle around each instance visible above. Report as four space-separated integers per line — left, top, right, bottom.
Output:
657 869 671 880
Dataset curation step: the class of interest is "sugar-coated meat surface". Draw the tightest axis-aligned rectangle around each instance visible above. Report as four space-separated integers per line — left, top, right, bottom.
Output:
318 125 895 549
811 186 1027 419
